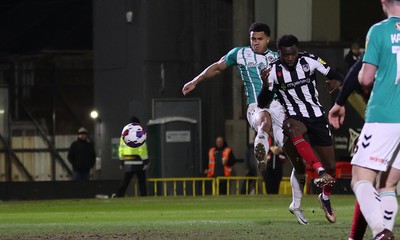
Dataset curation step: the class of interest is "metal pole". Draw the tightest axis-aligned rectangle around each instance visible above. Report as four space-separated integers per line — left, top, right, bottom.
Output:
51 75 57 181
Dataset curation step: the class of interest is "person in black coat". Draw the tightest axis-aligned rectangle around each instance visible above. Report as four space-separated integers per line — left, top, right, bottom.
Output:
67 127 96 181
344 42 361 73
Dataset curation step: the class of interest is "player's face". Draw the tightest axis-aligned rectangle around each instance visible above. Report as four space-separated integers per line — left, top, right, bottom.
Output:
279 45 299 70
250 31 270 54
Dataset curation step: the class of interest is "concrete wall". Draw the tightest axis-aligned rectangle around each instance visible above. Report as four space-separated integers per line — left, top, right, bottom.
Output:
94 0 233 179
277 0 313 41
256 0 340 42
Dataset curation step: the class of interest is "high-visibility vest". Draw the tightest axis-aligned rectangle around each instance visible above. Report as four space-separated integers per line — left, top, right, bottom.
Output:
118 138 148 165
207 147 233 177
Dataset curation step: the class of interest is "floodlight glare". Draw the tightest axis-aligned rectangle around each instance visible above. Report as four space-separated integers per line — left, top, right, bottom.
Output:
90 110 99 119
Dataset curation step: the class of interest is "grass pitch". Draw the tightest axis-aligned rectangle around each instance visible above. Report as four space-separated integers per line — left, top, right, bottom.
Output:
0 194 398 239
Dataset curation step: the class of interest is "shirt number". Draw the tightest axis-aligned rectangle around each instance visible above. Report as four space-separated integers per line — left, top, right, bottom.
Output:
392 46 400 85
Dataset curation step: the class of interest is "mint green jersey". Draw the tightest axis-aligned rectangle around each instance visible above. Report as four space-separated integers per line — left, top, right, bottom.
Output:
224 47 278 105
363 17 400 123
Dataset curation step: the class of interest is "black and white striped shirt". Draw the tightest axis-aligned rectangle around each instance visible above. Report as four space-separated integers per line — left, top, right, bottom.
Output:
269 52 332 118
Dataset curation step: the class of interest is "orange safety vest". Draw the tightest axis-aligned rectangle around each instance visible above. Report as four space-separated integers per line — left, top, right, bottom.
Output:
207 147 233 177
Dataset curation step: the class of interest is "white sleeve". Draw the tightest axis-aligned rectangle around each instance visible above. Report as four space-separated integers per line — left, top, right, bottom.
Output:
310 57 331 76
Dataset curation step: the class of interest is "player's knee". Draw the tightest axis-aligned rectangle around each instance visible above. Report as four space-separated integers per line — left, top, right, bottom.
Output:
284 120 305 137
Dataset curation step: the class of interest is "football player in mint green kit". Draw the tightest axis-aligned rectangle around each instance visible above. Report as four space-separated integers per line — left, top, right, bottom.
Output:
182 22 312 225
345 0 400 239
182 22 284 171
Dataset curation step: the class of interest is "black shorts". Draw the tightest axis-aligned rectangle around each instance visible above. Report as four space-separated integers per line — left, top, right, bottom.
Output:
288 115 333 146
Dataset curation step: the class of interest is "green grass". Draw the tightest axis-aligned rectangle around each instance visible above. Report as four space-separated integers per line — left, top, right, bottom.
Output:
0 194 398 239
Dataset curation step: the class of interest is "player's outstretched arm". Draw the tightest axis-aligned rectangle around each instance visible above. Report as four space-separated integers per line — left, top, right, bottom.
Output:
328 104 346 129
258 67 274 108
325 69 343 94
328 58 363 129
326 79 342 94
257 86 274 108
182 57 228 96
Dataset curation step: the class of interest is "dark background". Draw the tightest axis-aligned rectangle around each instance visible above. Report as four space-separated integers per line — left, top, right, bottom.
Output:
0 0 92 54
0 0 384 55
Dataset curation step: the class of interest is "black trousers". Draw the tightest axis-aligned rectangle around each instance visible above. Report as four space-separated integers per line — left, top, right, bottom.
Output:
116 170 147 197
264 168 282 194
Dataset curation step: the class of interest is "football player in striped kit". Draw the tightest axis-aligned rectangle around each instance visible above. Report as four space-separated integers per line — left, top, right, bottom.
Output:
261 34 343 223
183 23 333 225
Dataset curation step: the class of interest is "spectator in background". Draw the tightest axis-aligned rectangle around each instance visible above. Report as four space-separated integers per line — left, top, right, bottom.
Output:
241 143 257 194
344 42 361 73
67 127 96 181
265 144 286 194
205 136 235 195
112 117 149 197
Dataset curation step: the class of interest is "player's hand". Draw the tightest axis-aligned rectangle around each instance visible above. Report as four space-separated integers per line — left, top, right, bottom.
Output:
269 146 283 155
182 81 196 95
328 103 345 129
260 67 272 86
326 79 342 94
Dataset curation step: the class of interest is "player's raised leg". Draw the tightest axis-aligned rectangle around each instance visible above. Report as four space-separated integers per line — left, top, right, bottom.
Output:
252 109 273 173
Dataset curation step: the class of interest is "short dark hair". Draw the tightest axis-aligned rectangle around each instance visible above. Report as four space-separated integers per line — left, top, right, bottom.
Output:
277 34 299 49
249 22 271 37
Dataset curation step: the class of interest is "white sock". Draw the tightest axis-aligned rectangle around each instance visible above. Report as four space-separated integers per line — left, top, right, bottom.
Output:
380 191 398 231
290 169 303 209
317 167 325 174
321 192 330 201
353 180 384 237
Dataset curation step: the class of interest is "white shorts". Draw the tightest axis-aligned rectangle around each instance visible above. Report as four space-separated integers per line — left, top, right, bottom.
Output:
351 123 400 171
246 100 286 147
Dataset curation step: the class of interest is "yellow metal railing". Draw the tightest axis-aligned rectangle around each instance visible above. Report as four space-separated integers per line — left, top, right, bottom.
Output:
128 176 303 197
215 176 297 195
147 177 215 197
215 176 266 195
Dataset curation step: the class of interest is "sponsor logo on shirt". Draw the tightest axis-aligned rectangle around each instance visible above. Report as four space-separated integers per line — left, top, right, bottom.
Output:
280 78 311 90
246 62 266 69
318 58 326 65
267 56 275 62
302 64 310 72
